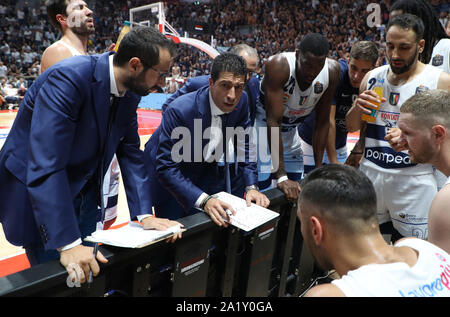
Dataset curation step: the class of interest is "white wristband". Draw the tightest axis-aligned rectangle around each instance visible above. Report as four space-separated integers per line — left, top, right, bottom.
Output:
277 175 289 184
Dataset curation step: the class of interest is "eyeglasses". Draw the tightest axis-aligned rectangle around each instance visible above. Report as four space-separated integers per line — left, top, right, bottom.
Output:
149 66 169 79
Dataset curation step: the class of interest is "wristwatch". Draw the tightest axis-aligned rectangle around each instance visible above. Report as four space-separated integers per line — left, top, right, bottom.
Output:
245 184 259 192
200 194 218 210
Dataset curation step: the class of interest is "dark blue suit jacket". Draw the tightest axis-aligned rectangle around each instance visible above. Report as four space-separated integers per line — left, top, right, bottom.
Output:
145 86 257 219
162 75 260 126
0 52 152 250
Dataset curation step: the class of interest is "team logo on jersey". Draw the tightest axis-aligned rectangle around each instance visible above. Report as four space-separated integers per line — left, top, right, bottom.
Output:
432 54 444 66
314 81 323 94
415 85 430 94
389 92 400 106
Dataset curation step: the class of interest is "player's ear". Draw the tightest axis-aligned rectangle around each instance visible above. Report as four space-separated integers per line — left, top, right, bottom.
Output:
418 39 425 54
56 14 67 27
128 57 144 74
431 125 446 145
310 216 324 246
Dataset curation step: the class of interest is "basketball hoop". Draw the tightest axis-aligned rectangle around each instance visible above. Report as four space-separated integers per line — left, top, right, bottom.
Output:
129 2 219 59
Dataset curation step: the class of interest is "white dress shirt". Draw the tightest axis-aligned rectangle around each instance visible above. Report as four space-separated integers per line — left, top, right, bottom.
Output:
195 92 234 208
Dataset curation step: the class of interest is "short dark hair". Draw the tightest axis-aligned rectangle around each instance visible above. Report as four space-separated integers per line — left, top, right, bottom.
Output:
46 0 69 31
349 41 379 65
298 33 330 56
387 13 425 42
390 0 448 63
113 26 177 69
210 52 247 83
299 165 378 233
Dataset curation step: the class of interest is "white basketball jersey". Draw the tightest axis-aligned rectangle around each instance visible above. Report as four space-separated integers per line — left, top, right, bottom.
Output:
361 64 442 175
279 52 329 131
332 238 450 297
431 38 450 74
40 40 84 74
51 40 84 56
256 52 329 154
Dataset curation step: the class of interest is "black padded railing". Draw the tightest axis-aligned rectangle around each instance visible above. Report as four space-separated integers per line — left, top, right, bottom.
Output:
0 188 317 297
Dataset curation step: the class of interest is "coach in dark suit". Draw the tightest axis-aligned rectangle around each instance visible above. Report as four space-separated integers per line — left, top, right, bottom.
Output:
162 44 260 127
0 27 181 282
145 53 269 226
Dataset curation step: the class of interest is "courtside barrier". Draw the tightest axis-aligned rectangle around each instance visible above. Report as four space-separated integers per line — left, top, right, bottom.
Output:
0 188 318 297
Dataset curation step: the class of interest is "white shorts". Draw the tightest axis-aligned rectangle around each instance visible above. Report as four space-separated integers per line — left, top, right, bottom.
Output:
254 119 304 181
360 165 437 240
300 137 348 173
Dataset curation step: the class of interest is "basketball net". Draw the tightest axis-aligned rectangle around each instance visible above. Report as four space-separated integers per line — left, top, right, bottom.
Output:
129 2 219 59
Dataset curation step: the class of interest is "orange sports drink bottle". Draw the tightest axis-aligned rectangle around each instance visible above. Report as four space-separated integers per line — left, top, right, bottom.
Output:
361 86 383 123
114 21 131 52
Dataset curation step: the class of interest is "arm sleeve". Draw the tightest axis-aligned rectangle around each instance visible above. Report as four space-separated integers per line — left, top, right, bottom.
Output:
155 107 205 211
26 68 84 250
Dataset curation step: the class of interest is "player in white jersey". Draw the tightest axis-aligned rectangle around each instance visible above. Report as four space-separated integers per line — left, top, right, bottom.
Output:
298 41 379 173
41 0 119 231
255 33 340 201
431 38 450 74
331 238 450 297
40 0 94 73
346 14 450 242
297 164 450 297
386 90 450 254
389 0 450 191
390 0 450 75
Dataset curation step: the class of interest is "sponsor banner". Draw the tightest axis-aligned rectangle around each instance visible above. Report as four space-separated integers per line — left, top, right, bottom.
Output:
365 146 416 169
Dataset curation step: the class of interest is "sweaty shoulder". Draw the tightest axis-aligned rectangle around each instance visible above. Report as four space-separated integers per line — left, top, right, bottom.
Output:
437 70 450 90
303 283 346 297
327 58 341 82
427 185 450 253
40 43 75 73
263 53 290 88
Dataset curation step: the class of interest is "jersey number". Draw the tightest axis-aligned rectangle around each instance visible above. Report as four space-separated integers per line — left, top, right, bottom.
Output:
368 78 376 90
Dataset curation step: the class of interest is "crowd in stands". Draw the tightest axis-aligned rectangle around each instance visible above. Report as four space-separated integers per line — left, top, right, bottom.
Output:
0 0 449 109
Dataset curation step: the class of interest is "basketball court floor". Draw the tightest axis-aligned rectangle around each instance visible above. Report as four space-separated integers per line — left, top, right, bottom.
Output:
0 108 359 277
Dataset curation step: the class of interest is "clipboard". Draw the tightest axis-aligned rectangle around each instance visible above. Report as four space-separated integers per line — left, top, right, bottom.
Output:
84 221 185 248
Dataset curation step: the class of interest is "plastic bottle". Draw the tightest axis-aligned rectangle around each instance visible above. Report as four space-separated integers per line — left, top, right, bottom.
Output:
114 21 131 52
361 86 383 123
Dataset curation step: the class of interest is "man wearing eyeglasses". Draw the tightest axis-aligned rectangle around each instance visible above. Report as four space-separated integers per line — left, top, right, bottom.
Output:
0 27 182 283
